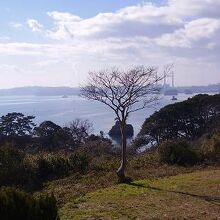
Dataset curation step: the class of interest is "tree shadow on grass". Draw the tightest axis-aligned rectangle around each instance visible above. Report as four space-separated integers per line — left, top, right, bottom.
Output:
128 182 147 188
127 182 220 206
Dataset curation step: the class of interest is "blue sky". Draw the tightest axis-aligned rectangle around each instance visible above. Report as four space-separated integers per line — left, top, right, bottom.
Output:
1 0 162 19
0 0 220 88
1 0 162 41
1 0 145 41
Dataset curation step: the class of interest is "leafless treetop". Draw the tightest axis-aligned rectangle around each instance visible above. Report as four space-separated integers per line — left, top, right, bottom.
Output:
81 66 167 122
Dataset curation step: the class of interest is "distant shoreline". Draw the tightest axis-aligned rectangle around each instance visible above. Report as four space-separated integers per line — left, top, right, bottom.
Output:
0 84 219 96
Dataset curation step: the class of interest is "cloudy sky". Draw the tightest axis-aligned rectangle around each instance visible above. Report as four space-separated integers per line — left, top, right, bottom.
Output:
0 0 220 88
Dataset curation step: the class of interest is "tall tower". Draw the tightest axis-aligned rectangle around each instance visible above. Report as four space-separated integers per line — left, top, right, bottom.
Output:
163 72 166 86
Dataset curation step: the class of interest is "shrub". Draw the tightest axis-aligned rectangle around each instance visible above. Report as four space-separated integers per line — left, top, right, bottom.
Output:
0 145 24 184
158 140 198 165
36 157 70 181
37 158 54 181
90 156 118 172
196 133 220 162
69 153 89 174
50 157 69 177
0 145 40 190
78 139 114 157
0 187 58 220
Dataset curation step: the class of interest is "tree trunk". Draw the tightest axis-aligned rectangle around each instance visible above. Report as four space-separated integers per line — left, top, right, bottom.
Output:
117 121 127 182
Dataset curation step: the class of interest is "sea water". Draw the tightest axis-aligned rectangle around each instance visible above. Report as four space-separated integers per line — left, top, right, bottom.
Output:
0 94 197 137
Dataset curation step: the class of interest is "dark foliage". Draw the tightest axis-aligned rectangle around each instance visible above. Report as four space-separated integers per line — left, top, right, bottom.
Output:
77 139 114 157
0 112 35 137
0 134 115 190
137 94 220 147
0 145 41 190
0 187 58 220
0 113 35 148
158 140 198 165
34 119 94 151
34 121 66 150
69 153 89 174
86 133 111 144
194 133 220 162
37 157 70 181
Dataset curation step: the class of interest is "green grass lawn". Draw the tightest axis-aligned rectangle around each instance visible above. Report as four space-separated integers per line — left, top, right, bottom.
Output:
60 169 220 220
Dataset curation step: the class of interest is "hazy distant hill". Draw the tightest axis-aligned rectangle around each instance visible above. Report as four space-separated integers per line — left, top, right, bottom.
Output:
177 83 220 93
0 83 219 96
0 86 80 96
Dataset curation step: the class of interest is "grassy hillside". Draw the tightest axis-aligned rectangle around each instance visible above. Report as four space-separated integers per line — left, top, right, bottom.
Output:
60 169 220 219
40 153 202 207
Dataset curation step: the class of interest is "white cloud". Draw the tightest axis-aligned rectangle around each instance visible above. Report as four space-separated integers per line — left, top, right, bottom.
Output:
10 22 23 29
156 18 220 48
0 0 220 88
46 3 183 40
27 19 43 32
47 11 81 23
0 64 21 72
168 0 220 18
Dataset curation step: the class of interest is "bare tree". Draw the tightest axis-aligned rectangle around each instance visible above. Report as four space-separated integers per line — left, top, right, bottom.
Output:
68 118 93 145
81 66 165 182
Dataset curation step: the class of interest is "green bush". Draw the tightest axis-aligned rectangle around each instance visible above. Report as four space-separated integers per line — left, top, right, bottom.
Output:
196 133 220 162
0 145 24 184
90 156 117 172
50 157 69 177
69 153 89 174
0 187 58 220
37 157 70 181
37 158 54 181
0 145 71 190
158 140 198 165
0 145 41 190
